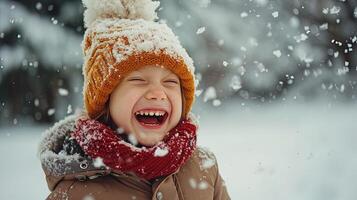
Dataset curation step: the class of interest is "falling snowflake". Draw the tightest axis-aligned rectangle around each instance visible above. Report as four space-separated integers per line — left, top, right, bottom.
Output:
294 33 308 43
35 2 42 10
198 181 208 190
47 108 55 116
175 21 183 28
203 87 217 102
273 50 282 58
128 134 138 146
116 127 125 134
330 6 341 15
154 146 169 157
93 157 106 168
67 104 72 114
230 75 242 91
241 12 248 18
322 8 329 14
34 99 39 107
319 23 328 30
189 178 197 189
202 157 215 169
212 99 221 107
58 88 68 96
272 11 279 18
196 27 206 35
223 61 228 67
195 89 203 97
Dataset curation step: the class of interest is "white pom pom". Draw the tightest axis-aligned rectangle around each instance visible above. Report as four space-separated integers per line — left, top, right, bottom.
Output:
83 0 160 28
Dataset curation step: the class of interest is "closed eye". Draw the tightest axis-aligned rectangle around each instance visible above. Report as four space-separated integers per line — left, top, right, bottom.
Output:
164 79 179 84
128 78 145 82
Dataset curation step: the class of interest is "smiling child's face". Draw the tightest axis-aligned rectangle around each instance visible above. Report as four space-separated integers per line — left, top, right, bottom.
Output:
109 65 182 146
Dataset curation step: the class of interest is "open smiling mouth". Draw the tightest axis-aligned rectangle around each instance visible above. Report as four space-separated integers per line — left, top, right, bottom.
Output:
134 110 169 128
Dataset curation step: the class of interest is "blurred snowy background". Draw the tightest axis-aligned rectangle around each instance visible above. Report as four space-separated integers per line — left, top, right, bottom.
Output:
0 0 356 199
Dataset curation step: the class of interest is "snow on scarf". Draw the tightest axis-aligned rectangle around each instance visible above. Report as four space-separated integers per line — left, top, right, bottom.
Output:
71 117 197 180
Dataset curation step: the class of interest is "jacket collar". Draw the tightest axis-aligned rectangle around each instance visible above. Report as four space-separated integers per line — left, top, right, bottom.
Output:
38 113 111 189
38 112 197 191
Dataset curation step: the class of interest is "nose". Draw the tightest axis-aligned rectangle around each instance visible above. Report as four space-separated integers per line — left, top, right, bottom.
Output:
145 86 167 101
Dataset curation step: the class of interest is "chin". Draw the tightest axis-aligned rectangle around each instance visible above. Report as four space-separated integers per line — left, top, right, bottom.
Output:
139 139 160 147
136 132 165 147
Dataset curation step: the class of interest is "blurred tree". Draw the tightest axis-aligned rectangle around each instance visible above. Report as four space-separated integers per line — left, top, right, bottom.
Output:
0 0 83 125
280 0 357 99
160 0 357 104
1 0 356 125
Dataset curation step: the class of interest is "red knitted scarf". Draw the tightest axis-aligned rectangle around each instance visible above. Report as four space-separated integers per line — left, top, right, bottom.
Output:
71 117 197 180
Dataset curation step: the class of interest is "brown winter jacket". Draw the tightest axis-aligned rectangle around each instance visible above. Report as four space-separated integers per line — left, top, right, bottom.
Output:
38 114 230 200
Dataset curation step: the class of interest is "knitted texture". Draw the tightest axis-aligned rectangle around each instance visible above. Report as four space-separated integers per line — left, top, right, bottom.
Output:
71 117 197 180
82 3 196 119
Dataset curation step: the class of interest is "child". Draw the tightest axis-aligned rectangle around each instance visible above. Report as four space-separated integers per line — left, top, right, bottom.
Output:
38 0 230 199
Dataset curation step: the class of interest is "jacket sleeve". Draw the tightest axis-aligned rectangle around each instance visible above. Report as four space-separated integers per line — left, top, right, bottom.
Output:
213 157 231 200
46 180 76 200
46 175 118 200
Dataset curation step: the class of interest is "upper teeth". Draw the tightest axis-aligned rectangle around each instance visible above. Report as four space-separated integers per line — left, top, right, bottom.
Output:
135 111 165 116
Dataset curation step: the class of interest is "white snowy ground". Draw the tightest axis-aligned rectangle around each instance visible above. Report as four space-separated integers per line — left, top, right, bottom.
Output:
1 101 357 200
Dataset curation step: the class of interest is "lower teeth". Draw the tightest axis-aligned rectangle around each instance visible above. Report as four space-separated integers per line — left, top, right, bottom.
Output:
142 123 160 126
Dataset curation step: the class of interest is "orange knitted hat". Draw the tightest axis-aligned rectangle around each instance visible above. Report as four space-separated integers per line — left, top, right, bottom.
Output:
81 0 196 119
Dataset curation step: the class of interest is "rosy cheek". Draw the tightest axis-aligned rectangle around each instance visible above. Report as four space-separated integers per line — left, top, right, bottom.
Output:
170 93 182 117
130 93 142 102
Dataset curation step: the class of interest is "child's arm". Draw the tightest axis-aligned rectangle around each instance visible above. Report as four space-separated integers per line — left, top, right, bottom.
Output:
213 167 231 200
45 179 76 200
197 147 230 199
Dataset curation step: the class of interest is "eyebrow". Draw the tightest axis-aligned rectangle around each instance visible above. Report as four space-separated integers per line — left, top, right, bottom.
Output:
164 72 179 79
125 71 179 80
125 74 143 80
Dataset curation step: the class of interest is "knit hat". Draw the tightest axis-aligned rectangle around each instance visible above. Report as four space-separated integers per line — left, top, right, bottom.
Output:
81 0 196 119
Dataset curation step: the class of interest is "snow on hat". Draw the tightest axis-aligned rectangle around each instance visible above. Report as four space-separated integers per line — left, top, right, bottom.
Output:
81 0 196 119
